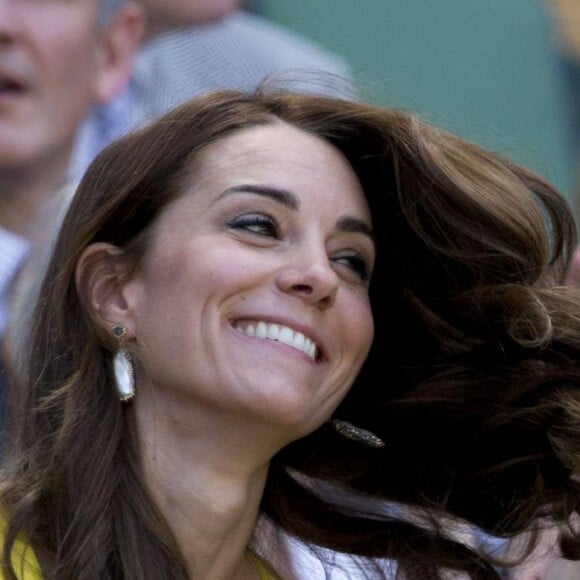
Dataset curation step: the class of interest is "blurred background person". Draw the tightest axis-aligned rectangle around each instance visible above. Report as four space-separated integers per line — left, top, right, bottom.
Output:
547 0 580 162
0 0 143 427
72 0 350 179
546 0 580 235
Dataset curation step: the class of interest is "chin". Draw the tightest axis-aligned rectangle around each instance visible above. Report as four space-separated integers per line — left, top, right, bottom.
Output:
258 398 326 438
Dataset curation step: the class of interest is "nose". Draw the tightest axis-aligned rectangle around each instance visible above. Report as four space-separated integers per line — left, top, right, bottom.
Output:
276 251 339 310
0 2 22 42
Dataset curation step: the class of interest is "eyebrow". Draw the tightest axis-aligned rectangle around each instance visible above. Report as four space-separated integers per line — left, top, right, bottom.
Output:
217 184 298 209
218 183 374 241
337 216 375 241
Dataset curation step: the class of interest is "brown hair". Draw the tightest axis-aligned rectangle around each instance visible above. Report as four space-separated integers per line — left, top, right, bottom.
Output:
2 89 580 579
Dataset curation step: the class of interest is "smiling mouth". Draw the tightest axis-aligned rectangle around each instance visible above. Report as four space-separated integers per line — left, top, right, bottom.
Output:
233 321 319 361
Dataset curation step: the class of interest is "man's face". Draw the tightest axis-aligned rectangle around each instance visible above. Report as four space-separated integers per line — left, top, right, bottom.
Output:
0 0 116 174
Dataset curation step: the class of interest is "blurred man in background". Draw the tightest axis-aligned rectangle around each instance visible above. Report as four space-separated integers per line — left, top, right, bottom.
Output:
547 0 580 232
73 0 350 177
0 0 143 420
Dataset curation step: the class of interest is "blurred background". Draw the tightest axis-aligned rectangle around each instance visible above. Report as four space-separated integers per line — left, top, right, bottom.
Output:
252 0 580 224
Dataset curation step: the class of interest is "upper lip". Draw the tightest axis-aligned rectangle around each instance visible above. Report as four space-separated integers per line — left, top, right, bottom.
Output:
230 314 327 362
0 63 29 92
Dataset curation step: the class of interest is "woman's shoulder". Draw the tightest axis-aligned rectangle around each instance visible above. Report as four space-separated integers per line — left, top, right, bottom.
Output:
0 513 42 580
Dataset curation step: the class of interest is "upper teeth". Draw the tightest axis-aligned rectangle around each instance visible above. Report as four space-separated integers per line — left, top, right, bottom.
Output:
234 321 318 360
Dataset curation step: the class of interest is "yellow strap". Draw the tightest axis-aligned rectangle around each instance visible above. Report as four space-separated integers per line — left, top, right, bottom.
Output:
0 515 42 580
0 515 276 580
246 549 281 580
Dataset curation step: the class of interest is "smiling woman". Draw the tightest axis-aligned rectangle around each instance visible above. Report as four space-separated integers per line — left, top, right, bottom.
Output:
1 88 580 579
88 121 375 439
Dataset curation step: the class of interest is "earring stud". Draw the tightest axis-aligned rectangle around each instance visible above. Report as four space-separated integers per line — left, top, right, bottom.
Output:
112 322 126 339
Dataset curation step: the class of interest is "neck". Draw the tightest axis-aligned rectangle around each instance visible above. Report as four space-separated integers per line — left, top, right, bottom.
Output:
0 161 69 241
133 391 282 579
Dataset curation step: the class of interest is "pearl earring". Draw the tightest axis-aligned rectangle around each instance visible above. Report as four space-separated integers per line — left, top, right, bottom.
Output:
112 323 135 402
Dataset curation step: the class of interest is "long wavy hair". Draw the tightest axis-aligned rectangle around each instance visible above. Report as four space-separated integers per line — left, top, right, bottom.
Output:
2 89 580 579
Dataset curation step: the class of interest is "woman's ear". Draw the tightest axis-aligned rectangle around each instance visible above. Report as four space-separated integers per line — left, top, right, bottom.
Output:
75 243 136 336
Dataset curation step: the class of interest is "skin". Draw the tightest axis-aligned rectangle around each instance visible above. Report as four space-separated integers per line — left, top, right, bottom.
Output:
0 0 142 238
141 0 242 39
81 122 375 578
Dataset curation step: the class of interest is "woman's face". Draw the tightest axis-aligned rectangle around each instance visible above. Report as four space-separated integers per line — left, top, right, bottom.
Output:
123 122 375 434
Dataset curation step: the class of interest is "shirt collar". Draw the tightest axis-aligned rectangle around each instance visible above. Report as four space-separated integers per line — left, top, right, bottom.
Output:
0 226 31 336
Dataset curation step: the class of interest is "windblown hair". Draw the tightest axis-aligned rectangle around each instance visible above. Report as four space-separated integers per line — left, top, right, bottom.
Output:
2 88 580 579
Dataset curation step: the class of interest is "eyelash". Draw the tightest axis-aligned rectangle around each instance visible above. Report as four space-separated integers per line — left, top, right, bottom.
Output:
332 254 371 282
227 213 372 282
227 213 279 238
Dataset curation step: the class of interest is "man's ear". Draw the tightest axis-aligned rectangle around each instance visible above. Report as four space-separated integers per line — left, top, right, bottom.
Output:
75 243 137 336
93 1 145 105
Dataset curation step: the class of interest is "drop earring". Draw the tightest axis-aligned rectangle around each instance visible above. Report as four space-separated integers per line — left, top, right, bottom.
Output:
329 419 385 449
112 323 135 402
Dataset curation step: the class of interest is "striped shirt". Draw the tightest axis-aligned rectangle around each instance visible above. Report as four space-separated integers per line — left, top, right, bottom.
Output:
0 227 30 337
73 10 351 178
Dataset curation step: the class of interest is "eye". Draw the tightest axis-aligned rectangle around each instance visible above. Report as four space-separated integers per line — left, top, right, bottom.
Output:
227 213 280 239
332 252 372 282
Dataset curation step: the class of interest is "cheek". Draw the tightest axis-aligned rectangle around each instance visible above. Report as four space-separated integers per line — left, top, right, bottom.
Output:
60 44 99 90
136 245 228 325
40 21 99 84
